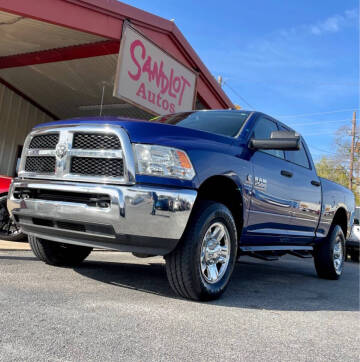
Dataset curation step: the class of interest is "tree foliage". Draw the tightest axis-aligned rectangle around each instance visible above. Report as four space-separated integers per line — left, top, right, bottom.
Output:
314 122 360 205
316 157 349 186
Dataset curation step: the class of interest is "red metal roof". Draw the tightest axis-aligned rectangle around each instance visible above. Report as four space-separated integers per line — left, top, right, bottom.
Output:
0 0 233 109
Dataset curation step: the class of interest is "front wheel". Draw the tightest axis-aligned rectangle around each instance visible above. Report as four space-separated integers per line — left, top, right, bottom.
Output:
165 200 238 301
313 225 345 280
29 235 92 266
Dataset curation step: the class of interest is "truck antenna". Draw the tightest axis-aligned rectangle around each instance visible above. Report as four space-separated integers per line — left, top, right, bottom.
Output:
99 82 106 116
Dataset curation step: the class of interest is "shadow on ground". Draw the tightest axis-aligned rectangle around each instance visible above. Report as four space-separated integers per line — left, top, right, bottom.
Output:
0 255 37 261
74 254 360 312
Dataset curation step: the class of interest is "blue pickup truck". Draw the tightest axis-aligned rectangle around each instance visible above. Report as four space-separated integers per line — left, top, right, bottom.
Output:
7 110 355 300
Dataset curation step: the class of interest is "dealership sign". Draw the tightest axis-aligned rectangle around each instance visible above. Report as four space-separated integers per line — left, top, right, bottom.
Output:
114 23 197 115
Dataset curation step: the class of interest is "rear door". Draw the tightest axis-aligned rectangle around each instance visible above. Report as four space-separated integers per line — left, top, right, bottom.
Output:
282 131 322 243
243 116 295 244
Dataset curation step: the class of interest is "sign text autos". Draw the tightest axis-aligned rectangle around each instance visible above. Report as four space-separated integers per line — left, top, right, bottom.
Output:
114 24 197 115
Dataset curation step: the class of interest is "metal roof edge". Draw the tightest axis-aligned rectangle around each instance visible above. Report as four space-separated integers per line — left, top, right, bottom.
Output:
65 0 234 108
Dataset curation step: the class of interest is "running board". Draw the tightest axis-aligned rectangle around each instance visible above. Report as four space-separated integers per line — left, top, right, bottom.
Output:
245 252 279 261
288 250 313 258
240 245 313 252
238 245 313 262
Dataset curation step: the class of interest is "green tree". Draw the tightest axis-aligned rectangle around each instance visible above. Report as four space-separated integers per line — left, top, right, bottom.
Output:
315 156 360 205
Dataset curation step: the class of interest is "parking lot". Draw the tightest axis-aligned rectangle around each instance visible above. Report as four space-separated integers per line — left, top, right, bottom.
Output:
0 246 359 361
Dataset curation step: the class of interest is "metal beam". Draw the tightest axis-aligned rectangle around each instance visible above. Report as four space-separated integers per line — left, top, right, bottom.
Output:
0 40 119 69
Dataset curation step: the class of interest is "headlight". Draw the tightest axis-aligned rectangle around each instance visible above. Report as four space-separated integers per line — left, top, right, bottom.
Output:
133 144 195 180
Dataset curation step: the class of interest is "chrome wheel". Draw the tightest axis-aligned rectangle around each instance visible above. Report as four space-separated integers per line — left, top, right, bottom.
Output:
333 239 344 275
200 222 230 284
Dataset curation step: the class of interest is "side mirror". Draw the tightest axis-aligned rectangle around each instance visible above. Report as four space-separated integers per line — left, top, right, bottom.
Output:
354 218 359 225
250 131 301 151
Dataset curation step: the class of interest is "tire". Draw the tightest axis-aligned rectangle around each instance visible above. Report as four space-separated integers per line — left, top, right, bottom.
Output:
313 225 345 280
165 200 238 301
29 235 92 266
0 195 26 241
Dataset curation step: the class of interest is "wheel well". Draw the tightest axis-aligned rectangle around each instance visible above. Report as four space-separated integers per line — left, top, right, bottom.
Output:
196 176 243 238
332 207 347 237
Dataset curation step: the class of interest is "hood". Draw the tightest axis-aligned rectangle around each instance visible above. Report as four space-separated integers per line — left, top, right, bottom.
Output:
35 116 235 150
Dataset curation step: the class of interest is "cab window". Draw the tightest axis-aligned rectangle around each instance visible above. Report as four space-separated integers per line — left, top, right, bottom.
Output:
286 142 310 169
279 125 311 169
251 117 284 159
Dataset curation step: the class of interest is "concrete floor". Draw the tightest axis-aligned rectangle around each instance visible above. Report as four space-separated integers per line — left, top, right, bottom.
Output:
0 249 359 361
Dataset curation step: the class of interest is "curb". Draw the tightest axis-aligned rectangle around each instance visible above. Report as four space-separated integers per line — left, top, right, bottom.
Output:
0 240 31 251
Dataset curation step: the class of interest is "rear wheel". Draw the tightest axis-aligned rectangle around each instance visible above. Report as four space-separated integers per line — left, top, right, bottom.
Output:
165 200 238 301
313 225 345 280
0 195 25 241
29 235 92 266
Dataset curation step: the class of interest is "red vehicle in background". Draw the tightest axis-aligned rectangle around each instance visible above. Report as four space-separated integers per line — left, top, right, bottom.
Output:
0 176 25 241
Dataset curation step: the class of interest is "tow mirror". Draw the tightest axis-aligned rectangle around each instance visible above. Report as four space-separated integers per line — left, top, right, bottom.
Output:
250 131 301 151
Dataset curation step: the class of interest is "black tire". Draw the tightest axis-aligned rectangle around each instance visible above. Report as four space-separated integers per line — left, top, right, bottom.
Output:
29 235 92 266
313 225 345 280
0 195 26 241
165 200 238 301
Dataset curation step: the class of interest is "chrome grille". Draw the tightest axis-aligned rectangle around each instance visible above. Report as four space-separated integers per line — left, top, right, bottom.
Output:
25 156 56 173
29 134 59 149
19 125 135 185
71 157 124 177
73 133 121 149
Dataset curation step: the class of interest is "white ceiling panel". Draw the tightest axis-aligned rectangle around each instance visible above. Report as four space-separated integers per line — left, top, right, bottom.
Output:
0 55 153 120
0 11 106 57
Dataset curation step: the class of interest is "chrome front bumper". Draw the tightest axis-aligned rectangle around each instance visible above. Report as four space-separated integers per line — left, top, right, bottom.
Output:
8 179 197 255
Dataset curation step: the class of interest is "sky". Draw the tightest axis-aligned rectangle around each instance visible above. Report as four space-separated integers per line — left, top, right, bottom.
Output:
120 0 359 162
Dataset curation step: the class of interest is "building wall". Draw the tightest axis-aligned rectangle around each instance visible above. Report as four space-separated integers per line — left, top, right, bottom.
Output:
0 83 53 176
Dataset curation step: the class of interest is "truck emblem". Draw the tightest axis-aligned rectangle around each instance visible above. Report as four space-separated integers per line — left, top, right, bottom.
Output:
55 143 68 159
254 176 267 190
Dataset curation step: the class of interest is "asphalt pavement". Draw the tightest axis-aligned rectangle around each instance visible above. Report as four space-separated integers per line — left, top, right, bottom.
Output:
0 249 359 361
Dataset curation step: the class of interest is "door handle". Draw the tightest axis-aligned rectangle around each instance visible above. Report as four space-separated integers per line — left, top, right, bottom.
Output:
280 170 293 178
311 180 321 187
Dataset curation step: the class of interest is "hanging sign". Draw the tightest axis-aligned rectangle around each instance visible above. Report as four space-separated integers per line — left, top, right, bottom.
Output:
114 23 197 115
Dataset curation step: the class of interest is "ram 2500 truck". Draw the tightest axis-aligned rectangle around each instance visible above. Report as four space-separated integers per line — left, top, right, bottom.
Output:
7 110 355 300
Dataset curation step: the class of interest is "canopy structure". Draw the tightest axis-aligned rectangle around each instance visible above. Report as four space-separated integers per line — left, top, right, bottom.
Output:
0 0 233 175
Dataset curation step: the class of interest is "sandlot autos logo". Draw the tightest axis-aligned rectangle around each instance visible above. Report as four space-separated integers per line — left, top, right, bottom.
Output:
114 23 197 115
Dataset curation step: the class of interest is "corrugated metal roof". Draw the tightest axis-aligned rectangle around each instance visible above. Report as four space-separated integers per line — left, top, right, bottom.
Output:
0 11 106 57
0 55 153 120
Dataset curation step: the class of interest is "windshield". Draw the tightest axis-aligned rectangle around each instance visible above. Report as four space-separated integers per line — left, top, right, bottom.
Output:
151 111 250 137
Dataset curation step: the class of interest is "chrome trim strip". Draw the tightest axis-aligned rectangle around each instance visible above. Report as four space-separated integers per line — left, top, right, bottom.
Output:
19 125 135 185
19 222 116 240
21 230 115 250
27 150 56 156
249 210 292 219
247 228 315 237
